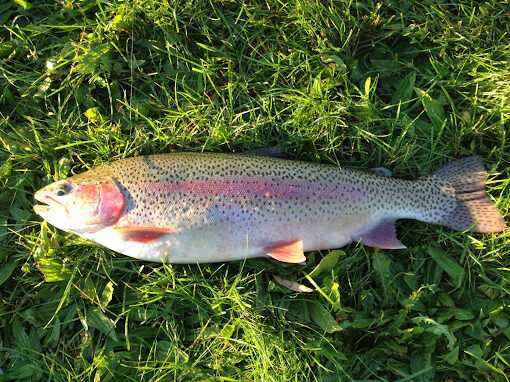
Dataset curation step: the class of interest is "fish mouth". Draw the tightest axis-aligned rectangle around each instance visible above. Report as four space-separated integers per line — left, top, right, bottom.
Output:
33 192 69 217
33 204 51 213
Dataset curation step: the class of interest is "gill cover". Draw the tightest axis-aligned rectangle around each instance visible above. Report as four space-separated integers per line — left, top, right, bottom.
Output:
72 180 126 226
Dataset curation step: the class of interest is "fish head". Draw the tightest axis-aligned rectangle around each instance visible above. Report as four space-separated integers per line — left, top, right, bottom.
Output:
34 175 126 234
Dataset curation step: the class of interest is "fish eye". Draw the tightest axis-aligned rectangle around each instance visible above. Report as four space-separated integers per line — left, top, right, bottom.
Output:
55 181 72 196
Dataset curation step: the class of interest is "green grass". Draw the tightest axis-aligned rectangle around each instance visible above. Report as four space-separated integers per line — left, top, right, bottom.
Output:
1 0 509 380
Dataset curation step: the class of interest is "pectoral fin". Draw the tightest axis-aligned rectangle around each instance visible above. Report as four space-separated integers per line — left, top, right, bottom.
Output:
113 227 174 243
264 239 306 263
354 220 406 249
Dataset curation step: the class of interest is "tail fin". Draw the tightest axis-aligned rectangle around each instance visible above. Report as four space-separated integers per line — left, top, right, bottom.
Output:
433 156 506 233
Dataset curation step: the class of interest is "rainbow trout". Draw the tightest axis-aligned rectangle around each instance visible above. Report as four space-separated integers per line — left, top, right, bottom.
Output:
33 153 506 263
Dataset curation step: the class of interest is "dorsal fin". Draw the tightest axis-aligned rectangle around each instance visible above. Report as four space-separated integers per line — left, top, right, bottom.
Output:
372 167 393 177
239 147 288 158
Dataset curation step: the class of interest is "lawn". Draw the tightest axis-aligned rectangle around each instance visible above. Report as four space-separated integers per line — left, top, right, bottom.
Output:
1 0 509 380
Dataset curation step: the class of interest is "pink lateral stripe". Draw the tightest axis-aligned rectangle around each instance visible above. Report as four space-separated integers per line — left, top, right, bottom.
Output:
142 177 364 201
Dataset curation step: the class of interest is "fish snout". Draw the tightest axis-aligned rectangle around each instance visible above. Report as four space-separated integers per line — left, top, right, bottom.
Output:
33 189 69 217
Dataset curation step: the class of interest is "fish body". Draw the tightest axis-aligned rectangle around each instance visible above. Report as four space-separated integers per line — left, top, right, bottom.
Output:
34 153 506 263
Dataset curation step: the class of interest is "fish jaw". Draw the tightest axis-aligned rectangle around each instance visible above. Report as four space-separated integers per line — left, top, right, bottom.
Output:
34 188 73 232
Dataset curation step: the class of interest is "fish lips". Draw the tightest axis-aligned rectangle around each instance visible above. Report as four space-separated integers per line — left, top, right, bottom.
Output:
33 191 69 218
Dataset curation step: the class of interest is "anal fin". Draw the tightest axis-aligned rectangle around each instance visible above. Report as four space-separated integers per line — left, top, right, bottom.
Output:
354 219 406 249
264 239 306 263
113 227 174 243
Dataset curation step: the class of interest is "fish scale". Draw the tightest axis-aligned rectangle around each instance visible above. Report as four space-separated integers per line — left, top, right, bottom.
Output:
99 154 427 223
34 153 506 263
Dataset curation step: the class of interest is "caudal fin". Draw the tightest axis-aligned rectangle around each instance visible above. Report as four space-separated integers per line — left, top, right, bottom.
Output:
433 156 506 233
